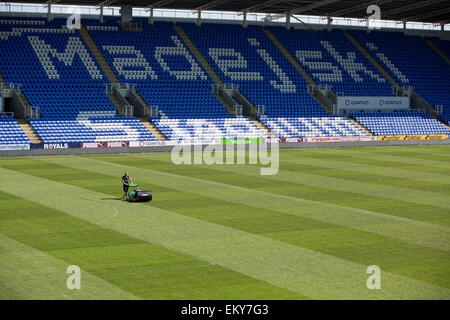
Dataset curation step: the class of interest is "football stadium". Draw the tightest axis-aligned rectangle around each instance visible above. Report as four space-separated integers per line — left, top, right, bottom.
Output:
0 0 449 303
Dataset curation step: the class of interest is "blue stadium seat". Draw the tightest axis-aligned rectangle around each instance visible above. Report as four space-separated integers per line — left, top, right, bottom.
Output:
0 114 30 144
350 30 450 125
0 16 157 143
269 27 391 97
350 111 450 136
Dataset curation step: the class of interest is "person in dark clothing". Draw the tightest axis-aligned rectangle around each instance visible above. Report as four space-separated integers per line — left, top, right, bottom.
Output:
122 172 133 199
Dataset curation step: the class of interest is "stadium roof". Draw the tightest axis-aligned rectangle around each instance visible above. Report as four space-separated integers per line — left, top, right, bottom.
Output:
5 0 450 24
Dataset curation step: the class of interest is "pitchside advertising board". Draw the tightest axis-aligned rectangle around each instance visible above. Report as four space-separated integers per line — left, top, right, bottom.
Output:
378 134 448 141
30 142 80 149
264 136 377 143
0 144 30 150
337 96 410 110
1 134 449 152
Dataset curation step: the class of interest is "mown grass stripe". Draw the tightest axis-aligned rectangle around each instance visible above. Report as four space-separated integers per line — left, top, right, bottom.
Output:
0 190 304 300
367 149 450 162
23 160 450 288
192 161 450 209
0 233 140 299
121 154 450 227
38 156 450 252
1 165 449 299
134 151 450 207
278 152 450 185
317 148 450 168
398 147 450 158
3 159 448 289
281 148 450 176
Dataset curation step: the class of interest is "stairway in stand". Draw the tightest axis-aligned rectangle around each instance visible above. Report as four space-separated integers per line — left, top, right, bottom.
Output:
139 118 167 141
79 24 124 115
17 119 42 143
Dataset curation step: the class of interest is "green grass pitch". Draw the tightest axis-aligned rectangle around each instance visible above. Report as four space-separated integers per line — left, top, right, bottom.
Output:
0 145 449 299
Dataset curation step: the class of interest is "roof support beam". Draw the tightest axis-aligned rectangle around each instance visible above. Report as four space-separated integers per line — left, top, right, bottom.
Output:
145 0 175 24
45 0 61 21
243 11 247 28
330 0 394 18
192 0 230 26
97 0 117 7
146 0 175 10
97 1 118 23
194 0 230 11
239 0 284 15
382 0 447 19
406 7 450 22
268 0 341 21
436 19 450 25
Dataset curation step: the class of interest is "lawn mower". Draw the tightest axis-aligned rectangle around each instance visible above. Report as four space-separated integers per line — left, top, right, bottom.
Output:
126 184 152 202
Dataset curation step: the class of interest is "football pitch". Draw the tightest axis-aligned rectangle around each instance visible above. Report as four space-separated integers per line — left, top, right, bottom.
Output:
0 145 449 300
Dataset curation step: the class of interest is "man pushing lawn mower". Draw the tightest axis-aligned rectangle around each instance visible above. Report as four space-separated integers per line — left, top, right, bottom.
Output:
121 172 152 202
122 172 133 199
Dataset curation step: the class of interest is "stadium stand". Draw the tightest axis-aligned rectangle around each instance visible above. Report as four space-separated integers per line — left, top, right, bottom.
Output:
267 26 449 135
29 117 157 143
181 22 326 117
0 16 157 143
0 17 115 117
268 27 391 96
180 22 372 138
350 30 450 125
0 114 30 144
84 18 267 140
428 37 450 62
151 117 265 141
0 14 449 145
258 116 369 138
84 18 227 119
350 111 450 136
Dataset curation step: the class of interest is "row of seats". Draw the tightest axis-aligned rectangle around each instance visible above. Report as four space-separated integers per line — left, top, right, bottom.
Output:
0 115 30 144
181 22 327 117
350 112 450 136
259 116 369 138
150 117 267 141
29 117 157 143
269 27 391 97
0 16 115 119
0 16 448 145
85 19 229 118
350 30 450 125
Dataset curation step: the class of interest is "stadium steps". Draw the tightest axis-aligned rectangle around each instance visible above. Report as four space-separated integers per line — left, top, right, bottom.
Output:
348 117 375 136
17 120 42 143
343 31 401 88
263 29 316 86
0 69 35 119
248 116 278 138
139 118 168 141
107 92 125 117
79 23 127 116
310 94 333 114
175 23 276 133
264 29 335 114
423 38 450 65
215 92 237 115
16 88 33 118
174 24 223 86
79 24 119 84
343 32 447 125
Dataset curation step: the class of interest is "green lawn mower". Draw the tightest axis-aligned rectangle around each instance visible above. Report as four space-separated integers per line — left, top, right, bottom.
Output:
127 184 152 202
